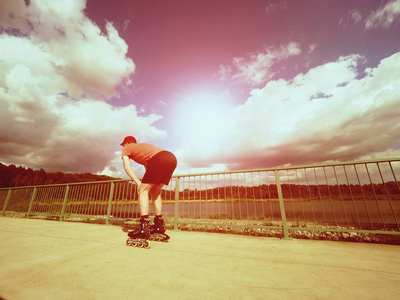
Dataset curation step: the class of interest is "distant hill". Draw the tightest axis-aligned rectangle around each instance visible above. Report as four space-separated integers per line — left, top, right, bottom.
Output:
0 163 120 188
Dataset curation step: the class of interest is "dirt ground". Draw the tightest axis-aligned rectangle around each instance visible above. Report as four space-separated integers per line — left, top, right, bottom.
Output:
0 217 399 300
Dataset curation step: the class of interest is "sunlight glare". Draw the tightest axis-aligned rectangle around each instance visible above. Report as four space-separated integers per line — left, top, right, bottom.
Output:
175 91 234 156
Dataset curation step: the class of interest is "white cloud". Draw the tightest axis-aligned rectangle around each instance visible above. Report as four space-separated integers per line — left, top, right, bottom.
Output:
34 100 165 173
218 64 232 81
0 0 166 173
1 0 135 99
265 2 287 15
178 52 400 171
220 42 301 86
349 10 362 24
339 9 362 28
365 0 400 29
157 100 167 107
308 43 318 54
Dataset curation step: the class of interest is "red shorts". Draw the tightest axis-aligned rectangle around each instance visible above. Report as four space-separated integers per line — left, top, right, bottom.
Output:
142 151 177 185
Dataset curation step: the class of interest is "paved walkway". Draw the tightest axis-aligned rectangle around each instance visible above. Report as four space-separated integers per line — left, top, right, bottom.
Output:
0 217 399 300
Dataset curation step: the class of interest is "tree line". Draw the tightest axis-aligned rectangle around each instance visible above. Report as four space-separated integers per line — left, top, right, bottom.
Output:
0 163 118 188
173 182 400 201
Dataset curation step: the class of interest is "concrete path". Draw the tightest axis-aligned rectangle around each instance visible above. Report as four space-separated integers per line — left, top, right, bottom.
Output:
0 217 399 300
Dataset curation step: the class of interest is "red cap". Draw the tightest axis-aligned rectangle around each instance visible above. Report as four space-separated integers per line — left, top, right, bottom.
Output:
120 136 137 146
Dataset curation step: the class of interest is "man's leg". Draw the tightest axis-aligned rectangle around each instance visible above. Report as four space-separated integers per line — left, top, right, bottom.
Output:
137 183 155 238
138 183 154 216
149 184 164 215
149 184 166 233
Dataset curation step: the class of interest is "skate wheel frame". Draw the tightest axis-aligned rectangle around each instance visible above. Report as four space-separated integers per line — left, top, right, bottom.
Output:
126 238 151 249
148 233 170 243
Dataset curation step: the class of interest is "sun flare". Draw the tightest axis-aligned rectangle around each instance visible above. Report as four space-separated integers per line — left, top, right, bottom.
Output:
175 91 234 155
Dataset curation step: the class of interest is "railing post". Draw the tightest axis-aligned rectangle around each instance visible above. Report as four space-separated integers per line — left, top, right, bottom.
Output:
106 182 115 225
26 187 37 219
60 185 70 221
1 189 12 216
174 177 180 231
274 170 291 240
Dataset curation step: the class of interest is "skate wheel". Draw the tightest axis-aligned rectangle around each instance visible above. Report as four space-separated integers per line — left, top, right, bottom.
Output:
144 241 150 249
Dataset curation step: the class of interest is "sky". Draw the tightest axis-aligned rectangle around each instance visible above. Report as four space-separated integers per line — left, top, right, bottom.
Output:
0 0 400 179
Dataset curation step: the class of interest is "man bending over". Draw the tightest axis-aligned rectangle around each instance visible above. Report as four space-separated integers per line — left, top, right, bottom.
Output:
121 136 177 238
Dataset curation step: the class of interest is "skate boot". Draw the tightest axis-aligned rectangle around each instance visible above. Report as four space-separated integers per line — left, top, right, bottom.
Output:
153 215 166 234
138 216 151 239
148 215 170 242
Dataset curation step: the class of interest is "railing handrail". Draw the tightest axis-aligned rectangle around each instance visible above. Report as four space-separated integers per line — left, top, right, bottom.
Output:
171 156 400 177
0 179 131 190
1 156 399 190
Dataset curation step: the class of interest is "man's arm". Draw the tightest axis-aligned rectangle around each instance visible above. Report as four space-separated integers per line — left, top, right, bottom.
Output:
122 155 141 186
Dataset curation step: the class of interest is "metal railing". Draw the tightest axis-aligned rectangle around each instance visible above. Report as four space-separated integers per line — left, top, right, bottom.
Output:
1 157 399 241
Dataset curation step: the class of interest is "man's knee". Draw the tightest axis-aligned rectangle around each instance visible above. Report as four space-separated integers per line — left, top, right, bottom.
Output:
138 183 153 194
